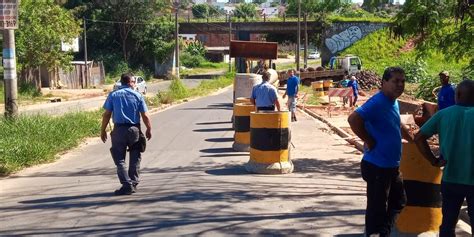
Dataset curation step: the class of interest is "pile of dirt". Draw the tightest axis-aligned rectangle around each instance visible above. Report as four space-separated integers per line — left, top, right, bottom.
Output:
354 70 382 90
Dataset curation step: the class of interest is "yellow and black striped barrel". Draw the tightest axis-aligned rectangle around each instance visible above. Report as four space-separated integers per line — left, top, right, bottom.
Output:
323 79 333 95
245 111 294 174
232 103 255 152
311 81 324 97
396 142 442 233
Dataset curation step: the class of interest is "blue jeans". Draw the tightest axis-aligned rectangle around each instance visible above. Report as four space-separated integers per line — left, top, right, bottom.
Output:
440 182 474 237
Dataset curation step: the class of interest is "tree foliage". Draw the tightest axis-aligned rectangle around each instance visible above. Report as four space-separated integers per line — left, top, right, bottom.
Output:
362 0 391 12
393 0 474 77
191 4 220 19
63 0 175 74
16 0 81 87
286 0 351 16
234 3 258 20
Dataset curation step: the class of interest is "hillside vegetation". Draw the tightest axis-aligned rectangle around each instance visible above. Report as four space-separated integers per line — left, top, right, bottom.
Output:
342 28 470 101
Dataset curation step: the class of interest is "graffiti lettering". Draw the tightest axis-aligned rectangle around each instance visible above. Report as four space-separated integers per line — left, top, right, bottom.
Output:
325 26 362 54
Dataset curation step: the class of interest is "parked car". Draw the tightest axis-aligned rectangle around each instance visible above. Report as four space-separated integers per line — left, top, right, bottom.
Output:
307 51 320 59
113 76 147 94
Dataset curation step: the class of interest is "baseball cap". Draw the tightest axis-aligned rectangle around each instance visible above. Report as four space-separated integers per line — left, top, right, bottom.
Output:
439 71 449 77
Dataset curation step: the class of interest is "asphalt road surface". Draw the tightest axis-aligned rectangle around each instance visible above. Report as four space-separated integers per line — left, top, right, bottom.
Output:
1 88 470 236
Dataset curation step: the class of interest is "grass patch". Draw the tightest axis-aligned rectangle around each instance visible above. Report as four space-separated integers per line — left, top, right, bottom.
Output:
0 110 102 175
158 72 234 104
300 85 323 105
181 62 228 76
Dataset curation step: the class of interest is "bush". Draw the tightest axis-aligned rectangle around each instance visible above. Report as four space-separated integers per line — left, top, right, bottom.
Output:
400 59 429 83
133 67 154 81
184 41 206 57
416 75 438 102
180 52 205 68
19 82 42 98
157 78 189 104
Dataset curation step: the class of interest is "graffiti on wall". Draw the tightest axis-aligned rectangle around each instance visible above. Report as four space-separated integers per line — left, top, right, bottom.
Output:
325 26 362 54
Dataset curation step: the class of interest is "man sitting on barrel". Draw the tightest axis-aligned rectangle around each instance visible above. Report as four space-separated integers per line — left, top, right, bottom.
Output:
415 79 474 236
251 71 281 112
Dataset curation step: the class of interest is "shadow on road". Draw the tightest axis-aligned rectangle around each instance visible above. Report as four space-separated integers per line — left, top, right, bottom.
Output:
293 158 361 179
193 128 233 132
196 121 231 125
204 137 233 142
205 165 248 176
180 103 233 111
199 147 236 153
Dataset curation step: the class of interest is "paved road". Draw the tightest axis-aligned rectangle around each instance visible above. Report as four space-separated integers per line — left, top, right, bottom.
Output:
1 88 470 236
12 78 212 116
0 88 371 236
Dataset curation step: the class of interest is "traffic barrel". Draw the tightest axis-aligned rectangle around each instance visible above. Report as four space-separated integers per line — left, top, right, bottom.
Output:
232 103 255 152
311 81 324 97
396 142 442 233
245 111 293 174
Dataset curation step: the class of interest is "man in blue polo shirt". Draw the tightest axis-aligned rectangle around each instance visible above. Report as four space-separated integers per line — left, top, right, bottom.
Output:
251 71 281 112
101 73 152 195
348 67 414 236
435 71 456 110
283 69 299 122
415 79 474 236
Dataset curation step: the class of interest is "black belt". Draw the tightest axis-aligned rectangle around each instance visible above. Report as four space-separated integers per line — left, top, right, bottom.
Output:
115 123 140 128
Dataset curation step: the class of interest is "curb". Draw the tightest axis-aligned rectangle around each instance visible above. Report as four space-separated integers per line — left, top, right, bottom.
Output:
301 106 364 152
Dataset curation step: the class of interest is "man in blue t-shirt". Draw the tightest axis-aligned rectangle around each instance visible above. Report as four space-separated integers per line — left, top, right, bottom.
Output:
435 71 456 110
348 67 414 236
347 76 359 107
101 73 152 195
283 69 300 122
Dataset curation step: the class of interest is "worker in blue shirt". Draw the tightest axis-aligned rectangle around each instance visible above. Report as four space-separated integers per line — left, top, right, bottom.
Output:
347 76 360 107
101 73 152 195
283 69 300 122
348 67 414 236
251 71 281 111
433 71 456 110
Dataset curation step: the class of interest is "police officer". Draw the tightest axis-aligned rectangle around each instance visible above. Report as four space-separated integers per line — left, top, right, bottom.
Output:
101 73 152 195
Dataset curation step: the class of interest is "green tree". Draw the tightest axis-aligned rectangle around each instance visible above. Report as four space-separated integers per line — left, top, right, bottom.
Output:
362 0 391 12
234 3 258 20
286 0 350 15
192 4 210 18
16 0 81 89
192 4 220 19
253 0 266 5
393 0 473 76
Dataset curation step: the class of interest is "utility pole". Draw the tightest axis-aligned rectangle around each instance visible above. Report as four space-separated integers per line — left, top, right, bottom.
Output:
174 1 180 79
303 13 308 69
83 18 88 89
296 0 301 71
3 29 18 118
228 13 232 72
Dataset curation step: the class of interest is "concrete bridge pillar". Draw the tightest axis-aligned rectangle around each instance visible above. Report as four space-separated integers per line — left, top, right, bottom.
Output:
235 31 250 73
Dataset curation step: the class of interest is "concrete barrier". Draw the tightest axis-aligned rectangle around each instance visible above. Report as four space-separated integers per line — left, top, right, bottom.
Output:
396 142 442 234
245 111 293 174
233 103 255 152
